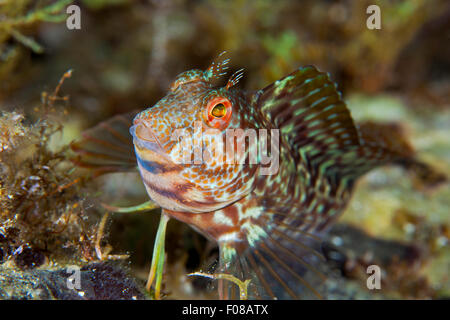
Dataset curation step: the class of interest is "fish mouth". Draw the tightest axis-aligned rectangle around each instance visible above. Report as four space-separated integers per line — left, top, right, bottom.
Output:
130 119 167 156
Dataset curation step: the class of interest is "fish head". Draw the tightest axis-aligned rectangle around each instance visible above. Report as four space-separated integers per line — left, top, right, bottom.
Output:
131 59 260 213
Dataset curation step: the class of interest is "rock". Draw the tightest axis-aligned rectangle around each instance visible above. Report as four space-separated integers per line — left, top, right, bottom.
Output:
0 261 147 300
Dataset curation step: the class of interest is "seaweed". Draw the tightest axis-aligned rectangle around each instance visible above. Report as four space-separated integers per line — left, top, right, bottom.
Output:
0 71 101 270
0 0 73 96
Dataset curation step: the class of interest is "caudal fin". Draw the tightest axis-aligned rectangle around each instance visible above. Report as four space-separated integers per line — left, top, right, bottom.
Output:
356 121 447 188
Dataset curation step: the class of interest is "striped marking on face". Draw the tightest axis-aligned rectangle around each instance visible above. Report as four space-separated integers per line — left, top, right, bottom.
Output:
135 144 197 211
135 144 243 213
136 153 179 174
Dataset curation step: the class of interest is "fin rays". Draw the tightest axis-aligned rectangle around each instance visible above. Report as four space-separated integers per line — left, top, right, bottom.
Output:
70 111 138 175
218 209 329 299
258 241 323 299
251 247 298 299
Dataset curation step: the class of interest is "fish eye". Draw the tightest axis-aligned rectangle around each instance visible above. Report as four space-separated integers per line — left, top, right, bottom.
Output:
211 103 227 118
204 97 232 129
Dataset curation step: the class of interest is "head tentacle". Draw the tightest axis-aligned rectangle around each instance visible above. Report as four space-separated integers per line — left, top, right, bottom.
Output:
226 68 245 90
206 51 231 82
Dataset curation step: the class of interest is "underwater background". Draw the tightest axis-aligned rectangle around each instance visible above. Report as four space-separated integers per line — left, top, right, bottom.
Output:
0 0 449 299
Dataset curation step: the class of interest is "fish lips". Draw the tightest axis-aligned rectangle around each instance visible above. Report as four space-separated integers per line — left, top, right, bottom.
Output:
129 120 169 159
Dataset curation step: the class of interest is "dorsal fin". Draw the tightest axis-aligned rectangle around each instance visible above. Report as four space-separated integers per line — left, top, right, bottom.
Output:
70 111 138 177
253 66 444 187
254 66 360 181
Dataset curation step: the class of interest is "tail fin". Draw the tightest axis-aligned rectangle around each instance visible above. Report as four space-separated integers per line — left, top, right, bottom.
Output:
356 121 446 188
70 112 138 177
357 121 414 156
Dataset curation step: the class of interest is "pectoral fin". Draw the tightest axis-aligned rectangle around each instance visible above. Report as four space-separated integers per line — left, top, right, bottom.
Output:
70 111 138 177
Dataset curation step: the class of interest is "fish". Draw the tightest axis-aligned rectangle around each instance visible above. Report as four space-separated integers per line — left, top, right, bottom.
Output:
71 53 446 299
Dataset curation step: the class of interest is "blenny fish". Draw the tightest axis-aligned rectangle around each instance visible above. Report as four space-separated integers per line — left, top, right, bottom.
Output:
71 54 444 299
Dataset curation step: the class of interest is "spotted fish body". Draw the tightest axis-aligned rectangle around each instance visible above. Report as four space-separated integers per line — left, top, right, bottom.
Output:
72 55 443 299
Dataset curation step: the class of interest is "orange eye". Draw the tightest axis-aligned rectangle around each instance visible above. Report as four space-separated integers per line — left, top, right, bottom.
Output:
205 97 232 129
211 103 227 118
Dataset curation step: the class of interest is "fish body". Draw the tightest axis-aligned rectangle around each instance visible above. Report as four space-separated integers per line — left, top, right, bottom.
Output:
130 58 406 299
72 55 444 299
